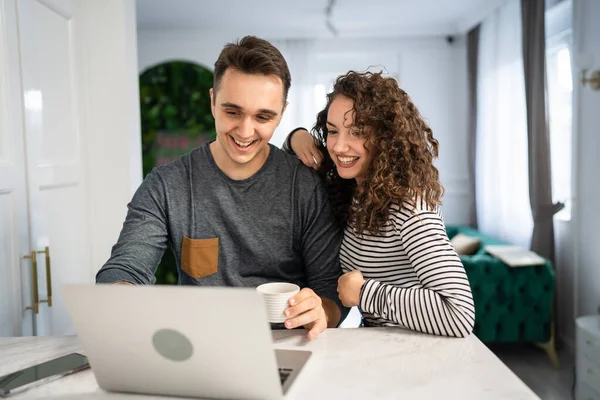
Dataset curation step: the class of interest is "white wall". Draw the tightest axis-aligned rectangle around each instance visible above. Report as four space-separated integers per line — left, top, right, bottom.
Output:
136 31 471 226
79 0 143 275
138 30 235 73
573 0 600 319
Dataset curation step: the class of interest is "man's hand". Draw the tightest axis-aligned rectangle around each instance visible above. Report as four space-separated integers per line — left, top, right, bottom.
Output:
284 288 333 340
337 270 366 307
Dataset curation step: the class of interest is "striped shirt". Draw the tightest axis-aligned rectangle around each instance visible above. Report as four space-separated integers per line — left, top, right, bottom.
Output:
341 199 476 337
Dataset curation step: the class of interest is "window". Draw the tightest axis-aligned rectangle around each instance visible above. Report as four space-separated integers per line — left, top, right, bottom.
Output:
313 83 327 113
546 1 573 220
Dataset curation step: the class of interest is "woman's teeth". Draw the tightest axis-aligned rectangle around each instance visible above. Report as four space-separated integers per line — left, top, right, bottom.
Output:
338 156 359 164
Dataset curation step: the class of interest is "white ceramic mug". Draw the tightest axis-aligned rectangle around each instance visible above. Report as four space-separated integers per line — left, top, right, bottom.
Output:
256 282 300 323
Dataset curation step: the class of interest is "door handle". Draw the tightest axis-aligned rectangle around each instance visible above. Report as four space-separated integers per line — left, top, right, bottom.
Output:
22 246 53 314
22 251 39 314
38 247 52 307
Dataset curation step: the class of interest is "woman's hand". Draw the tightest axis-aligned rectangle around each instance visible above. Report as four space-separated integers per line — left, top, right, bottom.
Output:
291 129 322 170
337 270 366 307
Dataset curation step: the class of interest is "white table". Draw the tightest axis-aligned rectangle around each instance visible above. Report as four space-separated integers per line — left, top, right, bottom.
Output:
1 328 539 399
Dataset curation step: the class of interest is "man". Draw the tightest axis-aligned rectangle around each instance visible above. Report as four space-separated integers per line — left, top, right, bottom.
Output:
96 36 347 340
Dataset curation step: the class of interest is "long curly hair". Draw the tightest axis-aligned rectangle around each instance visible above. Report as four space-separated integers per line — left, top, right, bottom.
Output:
312 70 444 235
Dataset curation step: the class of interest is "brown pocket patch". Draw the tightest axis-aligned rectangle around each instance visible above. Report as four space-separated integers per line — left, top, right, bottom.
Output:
181 236 219 279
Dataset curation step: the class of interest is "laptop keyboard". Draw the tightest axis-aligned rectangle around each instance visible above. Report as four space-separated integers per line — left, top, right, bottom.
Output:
278 367 293 385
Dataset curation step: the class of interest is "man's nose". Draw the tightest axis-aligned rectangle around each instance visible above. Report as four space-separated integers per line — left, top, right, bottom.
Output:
238 117 254 138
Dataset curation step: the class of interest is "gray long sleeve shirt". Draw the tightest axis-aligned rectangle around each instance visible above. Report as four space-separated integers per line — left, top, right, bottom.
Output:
96 141 346 316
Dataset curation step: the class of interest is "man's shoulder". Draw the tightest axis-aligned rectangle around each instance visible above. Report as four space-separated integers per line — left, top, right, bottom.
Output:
270 145 321 190
270 144 302 169
152 146 205 177
142 146 206 192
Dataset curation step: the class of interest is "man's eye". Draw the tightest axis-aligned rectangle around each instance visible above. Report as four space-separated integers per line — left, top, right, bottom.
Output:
257 115 271 122
225 110 239 116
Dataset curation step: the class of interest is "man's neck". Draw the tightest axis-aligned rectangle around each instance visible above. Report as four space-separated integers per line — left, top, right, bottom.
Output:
209 141 270 181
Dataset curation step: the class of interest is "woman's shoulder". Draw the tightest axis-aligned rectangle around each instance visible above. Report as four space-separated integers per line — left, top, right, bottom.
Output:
389 197 441 225
391 196 438 213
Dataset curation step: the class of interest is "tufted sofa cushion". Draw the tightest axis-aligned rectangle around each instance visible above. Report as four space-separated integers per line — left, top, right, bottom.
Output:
446 226 555 343
450 233 481 255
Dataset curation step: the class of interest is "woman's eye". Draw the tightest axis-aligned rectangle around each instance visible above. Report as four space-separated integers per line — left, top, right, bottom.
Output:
328 130 338 135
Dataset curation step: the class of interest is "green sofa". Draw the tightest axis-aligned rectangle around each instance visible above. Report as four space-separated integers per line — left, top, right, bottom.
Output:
446 226 555 346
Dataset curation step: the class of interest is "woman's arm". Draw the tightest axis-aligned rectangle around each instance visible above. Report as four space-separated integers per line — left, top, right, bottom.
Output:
359 206 476 338
282 127 324 170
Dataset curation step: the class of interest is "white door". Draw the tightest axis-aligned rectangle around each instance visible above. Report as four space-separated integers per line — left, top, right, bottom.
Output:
17 0 94 336
0 0 34 337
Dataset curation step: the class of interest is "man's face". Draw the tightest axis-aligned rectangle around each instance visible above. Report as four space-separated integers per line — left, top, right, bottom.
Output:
210 68 287 174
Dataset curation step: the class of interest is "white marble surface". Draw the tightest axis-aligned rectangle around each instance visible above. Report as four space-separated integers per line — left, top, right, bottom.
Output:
0 328 540 399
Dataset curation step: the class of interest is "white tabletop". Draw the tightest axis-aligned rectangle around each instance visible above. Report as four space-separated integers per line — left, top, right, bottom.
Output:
0 328 539 400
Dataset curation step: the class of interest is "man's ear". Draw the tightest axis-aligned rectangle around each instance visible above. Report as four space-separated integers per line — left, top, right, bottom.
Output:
209 88 216 118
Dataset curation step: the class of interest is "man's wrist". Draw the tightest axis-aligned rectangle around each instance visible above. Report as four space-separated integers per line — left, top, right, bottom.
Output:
322 298 341 328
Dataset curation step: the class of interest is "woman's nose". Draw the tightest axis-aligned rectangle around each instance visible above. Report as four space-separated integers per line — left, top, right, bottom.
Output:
332 133 350 153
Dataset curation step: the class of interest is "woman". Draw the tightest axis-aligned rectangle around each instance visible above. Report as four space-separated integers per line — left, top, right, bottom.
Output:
284 71 475 337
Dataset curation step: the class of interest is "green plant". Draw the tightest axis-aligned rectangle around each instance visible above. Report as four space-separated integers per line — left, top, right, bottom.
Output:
139 61 216 284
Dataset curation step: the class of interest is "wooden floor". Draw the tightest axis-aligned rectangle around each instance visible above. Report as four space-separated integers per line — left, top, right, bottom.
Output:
488 343 575 400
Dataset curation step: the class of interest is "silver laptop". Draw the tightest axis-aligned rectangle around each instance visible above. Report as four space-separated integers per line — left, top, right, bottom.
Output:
62 284 311 400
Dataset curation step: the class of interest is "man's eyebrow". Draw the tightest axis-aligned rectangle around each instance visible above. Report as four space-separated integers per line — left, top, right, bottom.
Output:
326 121 337 128
221 102 242 110
258 108 278 117
221 102 278 117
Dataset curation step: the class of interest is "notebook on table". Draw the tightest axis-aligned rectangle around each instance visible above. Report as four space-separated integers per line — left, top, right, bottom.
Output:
484 245 546 267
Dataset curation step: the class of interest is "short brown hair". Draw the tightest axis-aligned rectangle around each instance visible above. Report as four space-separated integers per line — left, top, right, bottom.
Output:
213 36 291 103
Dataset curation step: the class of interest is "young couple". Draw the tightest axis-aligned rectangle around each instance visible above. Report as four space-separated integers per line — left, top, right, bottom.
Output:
96 35 475 340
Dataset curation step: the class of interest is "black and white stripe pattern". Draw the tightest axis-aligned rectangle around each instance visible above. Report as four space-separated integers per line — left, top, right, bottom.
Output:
341 199 476 337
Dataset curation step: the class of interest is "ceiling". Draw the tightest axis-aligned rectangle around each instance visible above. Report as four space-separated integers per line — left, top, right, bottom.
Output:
135 0 507 39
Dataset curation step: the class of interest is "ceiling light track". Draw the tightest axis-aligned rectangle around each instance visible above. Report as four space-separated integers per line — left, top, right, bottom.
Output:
325 0 338 36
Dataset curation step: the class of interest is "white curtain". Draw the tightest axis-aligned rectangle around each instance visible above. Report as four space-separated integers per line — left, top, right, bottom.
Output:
476 0 533 248
270 39 319 148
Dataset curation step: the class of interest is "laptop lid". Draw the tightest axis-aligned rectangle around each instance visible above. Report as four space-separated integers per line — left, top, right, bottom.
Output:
62 284 297 400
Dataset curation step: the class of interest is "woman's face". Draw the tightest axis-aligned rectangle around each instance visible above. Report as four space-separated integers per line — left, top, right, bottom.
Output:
325 95 372 182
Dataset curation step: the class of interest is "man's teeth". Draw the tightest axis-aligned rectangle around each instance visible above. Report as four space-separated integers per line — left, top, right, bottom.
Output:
233 138 255 147
338 156 359 164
